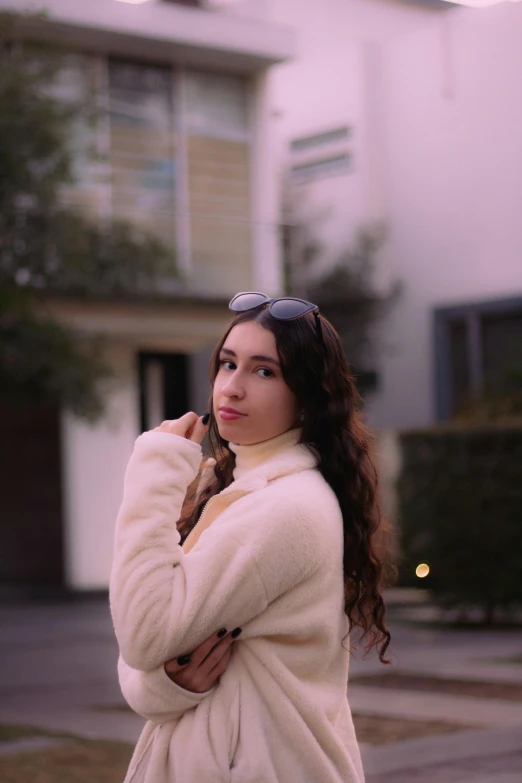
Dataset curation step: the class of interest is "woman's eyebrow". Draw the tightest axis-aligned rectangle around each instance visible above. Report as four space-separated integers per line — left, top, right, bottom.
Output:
220 347 280 367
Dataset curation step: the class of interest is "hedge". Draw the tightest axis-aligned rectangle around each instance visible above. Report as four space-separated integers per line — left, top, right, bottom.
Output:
397 424 522 623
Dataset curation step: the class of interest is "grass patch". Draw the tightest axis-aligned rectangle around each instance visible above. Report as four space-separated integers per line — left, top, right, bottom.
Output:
353 713 468 745
0 715 465 772
0 737 133 783
480 655 522 665
0 725 75 743
351 673 522 701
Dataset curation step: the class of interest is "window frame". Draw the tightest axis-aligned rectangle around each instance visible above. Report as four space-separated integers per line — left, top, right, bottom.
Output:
58 51 254 289
433 295 522 421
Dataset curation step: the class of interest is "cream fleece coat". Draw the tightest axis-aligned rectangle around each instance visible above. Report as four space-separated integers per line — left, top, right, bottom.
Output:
110 427 364 783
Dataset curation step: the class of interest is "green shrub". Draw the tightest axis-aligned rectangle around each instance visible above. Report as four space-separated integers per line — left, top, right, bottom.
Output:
397 424 522 623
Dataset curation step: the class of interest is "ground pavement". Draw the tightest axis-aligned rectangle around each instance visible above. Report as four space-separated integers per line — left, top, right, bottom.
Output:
1 598 521 782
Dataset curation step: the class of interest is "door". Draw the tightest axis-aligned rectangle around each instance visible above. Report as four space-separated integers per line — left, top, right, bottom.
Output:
138 346 215 432
0 395 64 589
138 352 190 432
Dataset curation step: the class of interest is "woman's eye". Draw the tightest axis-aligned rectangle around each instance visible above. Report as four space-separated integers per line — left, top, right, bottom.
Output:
219 359 273 378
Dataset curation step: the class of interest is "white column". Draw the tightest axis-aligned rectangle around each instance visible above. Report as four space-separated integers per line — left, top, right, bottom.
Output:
250 70 283 296
144 359 165 430
60 344 139 590
174 65 192 282
360 41 389 224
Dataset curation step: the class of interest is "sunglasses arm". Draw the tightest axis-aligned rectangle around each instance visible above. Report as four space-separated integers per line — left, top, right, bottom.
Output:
313 311 325 346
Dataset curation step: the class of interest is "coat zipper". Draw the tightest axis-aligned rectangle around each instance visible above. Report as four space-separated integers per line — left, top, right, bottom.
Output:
182 497 212 549
182 485 246 549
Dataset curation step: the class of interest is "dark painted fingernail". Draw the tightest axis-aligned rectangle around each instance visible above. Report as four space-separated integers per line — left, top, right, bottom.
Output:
217 628 227 638
231 627 242 638
202 412 210 425
177 654 191 666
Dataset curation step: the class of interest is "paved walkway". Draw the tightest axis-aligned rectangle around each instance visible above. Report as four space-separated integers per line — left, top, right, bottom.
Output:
362 726 522 782
1 599 522 782
0 736 67 756
350 685 522 727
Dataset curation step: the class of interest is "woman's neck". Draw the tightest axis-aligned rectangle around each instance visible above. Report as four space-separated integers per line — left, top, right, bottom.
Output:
228 427 302 481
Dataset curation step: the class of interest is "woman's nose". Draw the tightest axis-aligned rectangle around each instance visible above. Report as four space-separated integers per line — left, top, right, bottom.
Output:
223 373 244 398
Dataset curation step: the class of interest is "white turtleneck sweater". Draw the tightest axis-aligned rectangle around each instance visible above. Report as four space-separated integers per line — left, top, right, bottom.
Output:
111 427 364 783
231 427 302 479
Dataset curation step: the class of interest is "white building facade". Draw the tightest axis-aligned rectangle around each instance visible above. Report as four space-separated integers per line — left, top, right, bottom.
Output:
4 0 522 594
264 0 522 431
0 0 294 593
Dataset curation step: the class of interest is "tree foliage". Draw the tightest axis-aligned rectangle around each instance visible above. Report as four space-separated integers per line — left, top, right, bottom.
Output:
0 12 178 420
399 425 522 624
281 187 401 394
453 365 522 425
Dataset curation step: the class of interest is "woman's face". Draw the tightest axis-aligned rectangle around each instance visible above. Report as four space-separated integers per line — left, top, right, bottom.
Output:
213 320 300 445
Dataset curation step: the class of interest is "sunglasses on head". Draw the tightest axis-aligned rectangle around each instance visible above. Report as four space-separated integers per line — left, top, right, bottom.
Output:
228 291 324 346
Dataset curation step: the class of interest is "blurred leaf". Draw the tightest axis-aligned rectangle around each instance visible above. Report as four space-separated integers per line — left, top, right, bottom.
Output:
0 296 111 421
0 12 179 420
453 363 522 425
398 425 522 623
281 184 402 394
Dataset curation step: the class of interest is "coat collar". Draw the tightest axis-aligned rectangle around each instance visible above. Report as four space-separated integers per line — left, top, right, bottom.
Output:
221 439 318 497
183 434 318 554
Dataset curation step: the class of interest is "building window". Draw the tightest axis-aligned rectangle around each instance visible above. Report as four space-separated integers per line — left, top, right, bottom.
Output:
184 70 252 290
290 126 351 153
49 52 101 219
50 53 254 295
108 59 176 249
289 125 353 184
434 297 522 420
291 153 352 183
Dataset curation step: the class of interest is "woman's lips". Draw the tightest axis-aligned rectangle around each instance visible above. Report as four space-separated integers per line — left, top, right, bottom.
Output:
219 408 246 421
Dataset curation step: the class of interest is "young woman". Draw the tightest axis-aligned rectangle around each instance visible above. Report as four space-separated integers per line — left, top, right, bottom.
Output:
110 292 392 783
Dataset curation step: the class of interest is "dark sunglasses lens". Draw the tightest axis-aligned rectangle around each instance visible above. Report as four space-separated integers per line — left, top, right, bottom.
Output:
229 293 268 312
270 298 312 320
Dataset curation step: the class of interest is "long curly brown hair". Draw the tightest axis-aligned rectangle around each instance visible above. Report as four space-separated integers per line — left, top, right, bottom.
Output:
178 306 394 663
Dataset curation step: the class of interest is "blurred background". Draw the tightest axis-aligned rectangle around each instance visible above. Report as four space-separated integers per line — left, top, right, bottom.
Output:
0 1 521 781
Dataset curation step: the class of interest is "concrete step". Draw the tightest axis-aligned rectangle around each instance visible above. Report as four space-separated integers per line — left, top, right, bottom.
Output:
350 685 522 728
362 725 522 779
0 737 66 756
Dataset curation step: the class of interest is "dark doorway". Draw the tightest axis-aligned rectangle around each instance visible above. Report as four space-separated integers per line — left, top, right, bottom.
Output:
0 395 64 590
138 352 189 433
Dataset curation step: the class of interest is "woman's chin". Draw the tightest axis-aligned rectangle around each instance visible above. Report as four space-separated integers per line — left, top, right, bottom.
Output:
217 419 246 438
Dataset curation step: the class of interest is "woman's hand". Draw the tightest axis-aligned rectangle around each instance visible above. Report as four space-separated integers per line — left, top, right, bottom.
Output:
153 412 209 445
164 628 241 694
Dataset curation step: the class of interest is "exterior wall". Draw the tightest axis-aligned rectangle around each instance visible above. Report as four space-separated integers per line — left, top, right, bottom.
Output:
60 344 138 590
251 71 284 295
267 0 522 430
3 0 295 70
366 1 522 429
51 299 231 589
267 0 437 262
1 0 291 301
0 0 294 588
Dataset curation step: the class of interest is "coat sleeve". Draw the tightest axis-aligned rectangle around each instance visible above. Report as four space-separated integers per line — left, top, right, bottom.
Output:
110 431 325 671
117 655 214 724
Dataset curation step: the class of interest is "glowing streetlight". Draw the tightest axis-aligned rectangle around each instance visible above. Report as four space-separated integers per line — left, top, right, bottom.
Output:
416 563 430 579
